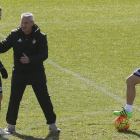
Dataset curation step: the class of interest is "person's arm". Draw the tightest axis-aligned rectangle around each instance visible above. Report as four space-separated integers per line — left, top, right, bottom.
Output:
0 61 8 79
0 31 14 53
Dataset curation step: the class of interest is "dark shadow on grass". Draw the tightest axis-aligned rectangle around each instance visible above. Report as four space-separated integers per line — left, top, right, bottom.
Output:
118 130 140 138
0 135 9 140
11 132 60 140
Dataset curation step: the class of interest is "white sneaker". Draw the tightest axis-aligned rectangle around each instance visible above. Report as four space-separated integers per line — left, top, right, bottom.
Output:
4 124 16 133
49 124 61 133
0 127 10 135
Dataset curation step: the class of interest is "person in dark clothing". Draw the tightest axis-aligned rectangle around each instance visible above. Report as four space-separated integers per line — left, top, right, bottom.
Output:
0 6 8 111
0 6 10 135
0 61 9 135
0 12 60 133
0 61 8 110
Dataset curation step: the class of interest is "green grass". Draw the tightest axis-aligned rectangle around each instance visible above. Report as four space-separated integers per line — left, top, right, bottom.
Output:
1 0 140 139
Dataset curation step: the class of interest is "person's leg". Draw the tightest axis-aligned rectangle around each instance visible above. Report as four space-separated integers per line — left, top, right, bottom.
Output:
32 84 60 133
32 84 56 124
4 84 26 133
6 84 26 125
126 74 140 105
0 89 10 135
124 74 140 113
114 71 140 118
0 77 10 135
6 72 26 126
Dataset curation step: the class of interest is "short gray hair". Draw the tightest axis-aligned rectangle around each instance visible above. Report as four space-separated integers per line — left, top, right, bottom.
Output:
21 12 34 21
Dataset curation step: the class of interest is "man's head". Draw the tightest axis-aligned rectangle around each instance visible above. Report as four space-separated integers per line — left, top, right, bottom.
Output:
0 6 2 20
21 12 34 34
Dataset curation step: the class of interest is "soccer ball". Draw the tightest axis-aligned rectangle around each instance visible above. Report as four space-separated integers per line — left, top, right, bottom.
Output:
114 116 130 131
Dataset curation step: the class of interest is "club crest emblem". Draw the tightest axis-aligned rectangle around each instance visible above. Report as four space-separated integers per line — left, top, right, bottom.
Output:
32 39 36 44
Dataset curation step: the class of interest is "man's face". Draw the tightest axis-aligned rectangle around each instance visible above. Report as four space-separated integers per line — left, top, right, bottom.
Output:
21 17 34 34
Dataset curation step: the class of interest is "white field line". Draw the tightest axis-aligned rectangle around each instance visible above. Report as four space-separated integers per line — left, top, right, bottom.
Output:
46 59 140 111
0 18 140 26
0 33 6 38
2 109 113 139
18 109 114 133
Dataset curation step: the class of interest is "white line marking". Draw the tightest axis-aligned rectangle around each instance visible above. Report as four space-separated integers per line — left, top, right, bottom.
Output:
2 109 113 139
0 18 140 26
18 109 114 133
46 59 140 111
37 19 140 24
0 33 6 38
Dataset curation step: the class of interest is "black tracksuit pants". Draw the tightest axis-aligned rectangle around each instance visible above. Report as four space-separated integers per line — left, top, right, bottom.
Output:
6 71 56 125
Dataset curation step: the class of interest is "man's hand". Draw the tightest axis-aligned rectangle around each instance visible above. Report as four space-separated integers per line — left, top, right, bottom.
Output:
20 53 30 64
0 68 8 79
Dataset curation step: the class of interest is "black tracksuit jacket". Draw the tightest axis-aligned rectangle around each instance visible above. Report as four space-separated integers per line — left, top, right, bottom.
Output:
0 24 48 73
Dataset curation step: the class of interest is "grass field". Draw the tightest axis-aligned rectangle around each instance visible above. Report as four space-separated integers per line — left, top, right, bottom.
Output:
1 0 140 139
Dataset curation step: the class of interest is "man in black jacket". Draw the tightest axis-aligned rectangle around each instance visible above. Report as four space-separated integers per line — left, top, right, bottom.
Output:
0 12 60 133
